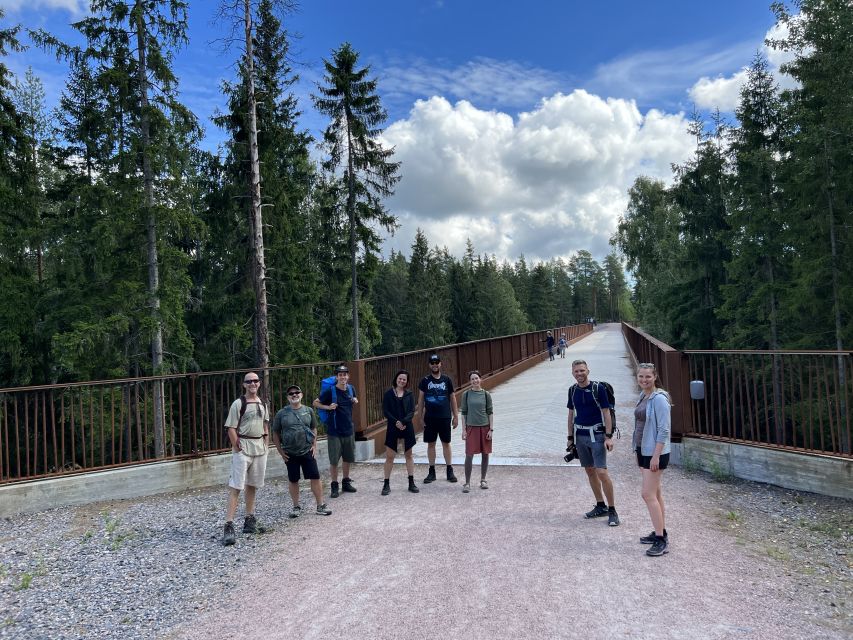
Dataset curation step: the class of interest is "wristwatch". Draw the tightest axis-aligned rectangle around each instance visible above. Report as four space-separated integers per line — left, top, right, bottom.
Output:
604 432 613 439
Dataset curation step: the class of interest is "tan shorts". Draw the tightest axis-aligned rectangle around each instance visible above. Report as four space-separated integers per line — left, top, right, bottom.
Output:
228 450 268 490
327 434 356 466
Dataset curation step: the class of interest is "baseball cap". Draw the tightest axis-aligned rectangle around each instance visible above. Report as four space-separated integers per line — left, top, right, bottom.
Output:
335 364 349 374
286 384 301 394
428 354 441 363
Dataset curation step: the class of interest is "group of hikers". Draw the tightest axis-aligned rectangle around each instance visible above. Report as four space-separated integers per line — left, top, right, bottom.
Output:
221 352 672 558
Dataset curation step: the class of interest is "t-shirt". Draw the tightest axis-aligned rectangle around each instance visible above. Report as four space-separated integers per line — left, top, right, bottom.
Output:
271 405 316 457
419 374 455 419
566 382 611 427
460 389 493 426
319 384 357 437
225 398 269 456
632 394 650 450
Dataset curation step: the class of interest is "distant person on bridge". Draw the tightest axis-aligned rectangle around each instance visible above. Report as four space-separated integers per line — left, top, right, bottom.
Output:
543 330 556 361
271 385 332 518
222 371 270 546
417 354 459 484
566 359 619 526
558 334 568 358
381 370 419 495
460 370 494 492
633 363 671 557
314 364 359 499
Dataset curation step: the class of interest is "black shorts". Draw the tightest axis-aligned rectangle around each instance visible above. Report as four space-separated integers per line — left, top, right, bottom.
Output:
285 453 320 483
385 422 416 451
636 447 670 470
422 416 452 444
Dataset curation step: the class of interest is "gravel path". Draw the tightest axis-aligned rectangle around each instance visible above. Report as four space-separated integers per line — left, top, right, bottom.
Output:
1 457 849 640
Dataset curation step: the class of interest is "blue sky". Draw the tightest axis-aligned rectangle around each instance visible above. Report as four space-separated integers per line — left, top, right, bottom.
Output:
2 0 790 264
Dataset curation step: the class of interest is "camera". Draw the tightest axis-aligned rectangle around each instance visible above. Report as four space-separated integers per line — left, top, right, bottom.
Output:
563 443 578 463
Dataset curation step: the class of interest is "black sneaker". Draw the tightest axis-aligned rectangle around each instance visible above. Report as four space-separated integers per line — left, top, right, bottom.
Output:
584 504 608 519
289 505 303 519
640 530 667 544
222 521 236 546
608 510 620 527
330 481 340 498
423 468 436 484
381 481 390 496
646 536 669 557
342 478 357 493
408 478 419 493
242 514 257 534
446 467 458 483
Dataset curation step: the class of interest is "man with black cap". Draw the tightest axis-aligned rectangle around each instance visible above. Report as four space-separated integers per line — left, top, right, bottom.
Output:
271 384 332 517
417 354 459 484
313 364 359 498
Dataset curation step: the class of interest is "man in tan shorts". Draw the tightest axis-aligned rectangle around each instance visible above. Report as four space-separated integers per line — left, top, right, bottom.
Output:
222 371 270 546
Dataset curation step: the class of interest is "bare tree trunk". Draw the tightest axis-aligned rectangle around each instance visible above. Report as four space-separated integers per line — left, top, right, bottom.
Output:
134 1 166 458
823 138 848 453
244 0 270 389
347 127 360 359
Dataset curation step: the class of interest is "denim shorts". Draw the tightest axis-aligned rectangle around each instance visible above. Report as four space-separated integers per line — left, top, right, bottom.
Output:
575 430 607 469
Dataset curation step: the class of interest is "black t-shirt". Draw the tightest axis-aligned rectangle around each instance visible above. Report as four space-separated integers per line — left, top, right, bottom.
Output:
319 385 357 436
419 374 455 419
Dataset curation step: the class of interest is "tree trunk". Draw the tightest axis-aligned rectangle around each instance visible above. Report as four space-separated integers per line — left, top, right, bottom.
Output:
346 126 360 359
134 2 166 458
244 0 270 391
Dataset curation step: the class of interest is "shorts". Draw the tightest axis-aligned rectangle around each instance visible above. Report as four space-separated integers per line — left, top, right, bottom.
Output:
327 433 356 466
285 453 321 483
636 447 670 470
423 416 452 444
464 425 492 456
384 422 416 452
575 430 607 469
228 450 268 490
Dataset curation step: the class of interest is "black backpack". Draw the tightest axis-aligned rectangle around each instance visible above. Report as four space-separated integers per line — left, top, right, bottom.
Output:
569 381 617 430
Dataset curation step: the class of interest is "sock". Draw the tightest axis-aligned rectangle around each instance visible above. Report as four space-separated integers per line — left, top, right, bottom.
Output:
596 501 605 508
608 506 616 512
429 465 435 472
408 475 414 481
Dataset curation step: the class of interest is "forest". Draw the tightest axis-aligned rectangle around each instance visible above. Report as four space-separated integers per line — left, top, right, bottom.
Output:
0 1 631 388
612 1 852 353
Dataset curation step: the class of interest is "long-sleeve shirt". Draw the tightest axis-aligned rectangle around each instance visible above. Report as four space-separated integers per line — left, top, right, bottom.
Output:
382 388 415 429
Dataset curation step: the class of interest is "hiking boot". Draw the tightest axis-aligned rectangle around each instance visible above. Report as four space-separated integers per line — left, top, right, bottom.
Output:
608 510 620 527
408 477 419 493
584 504 608 519
342 478 357 493
222 521 236 546
242 514 257 534
423 468 436 484
316 503 332 516
640 529 667 545
289 505 303 519
330 481 340 498
446 467 458 483
381 480 390 496
646 536 669 557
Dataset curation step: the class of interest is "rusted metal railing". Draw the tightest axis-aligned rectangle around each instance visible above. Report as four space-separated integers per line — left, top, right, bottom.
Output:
686 351 851 456
0 324 592 484
621 322 852 457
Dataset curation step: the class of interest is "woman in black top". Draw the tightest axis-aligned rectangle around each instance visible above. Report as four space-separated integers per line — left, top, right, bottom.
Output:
381 370 419 495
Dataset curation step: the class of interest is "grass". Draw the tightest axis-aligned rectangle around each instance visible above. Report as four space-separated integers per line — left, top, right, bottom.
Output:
765 545 792 562
708 458 732 483
726 510 742 523
680 451 701 473
14 573 32 591
101 510 134 550
799 519 844 538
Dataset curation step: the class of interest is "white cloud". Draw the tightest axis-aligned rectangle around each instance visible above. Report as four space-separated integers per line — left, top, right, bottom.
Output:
379 91 694 264
688 20 799 110
0 0 86 15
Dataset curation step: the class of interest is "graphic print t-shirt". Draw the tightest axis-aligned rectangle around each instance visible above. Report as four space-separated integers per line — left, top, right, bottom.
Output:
419 374 455 419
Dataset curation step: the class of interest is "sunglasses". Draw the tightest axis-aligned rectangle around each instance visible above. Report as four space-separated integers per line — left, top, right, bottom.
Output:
287 391 301 397
244 379 261 384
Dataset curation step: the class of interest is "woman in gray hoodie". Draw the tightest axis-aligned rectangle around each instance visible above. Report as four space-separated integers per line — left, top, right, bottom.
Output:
633 363 671 557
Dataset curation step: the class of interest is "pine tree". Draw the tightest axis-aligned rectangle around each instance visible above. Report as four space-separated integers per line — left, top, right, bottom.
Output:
313 42 401 358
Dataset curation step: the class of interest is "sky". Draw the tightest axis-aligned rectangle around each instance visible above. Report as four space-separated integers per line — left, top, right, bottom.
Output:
1 0 795 266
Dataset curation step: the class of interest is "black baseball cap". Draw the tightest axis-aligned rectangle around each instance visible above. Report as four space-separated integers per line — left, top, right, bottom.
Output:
286 384 302 394
428 354 441 363
335 364 349 374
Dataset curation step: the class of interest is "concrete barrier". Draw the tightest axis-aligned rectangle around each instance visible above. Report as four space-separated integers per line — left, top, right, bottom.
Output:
0 438 379 518
672 438 853 500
